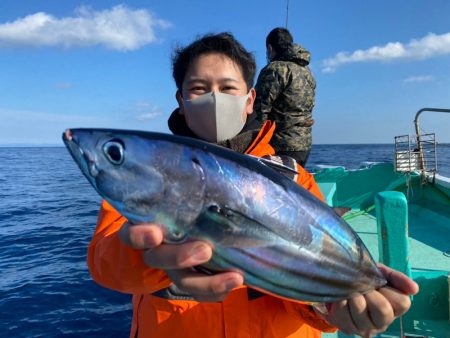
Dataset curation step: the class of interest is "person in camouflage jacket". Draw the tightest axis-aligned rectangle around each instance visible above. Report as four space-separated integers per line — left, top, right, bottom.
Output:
254 27 316 166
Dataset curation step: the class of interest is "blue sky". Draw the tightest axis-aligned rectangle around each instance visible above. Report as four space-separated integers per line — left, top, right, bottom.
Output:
0 0 449 145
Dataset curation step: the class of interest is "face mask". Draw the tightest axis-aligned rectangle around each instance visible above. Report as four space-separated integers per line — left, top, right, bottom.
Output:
182 92 250 142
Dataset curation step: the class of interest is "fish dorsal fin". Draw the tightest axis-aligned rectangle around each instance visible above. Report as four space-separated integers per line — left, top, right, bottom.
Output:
250 155 299 181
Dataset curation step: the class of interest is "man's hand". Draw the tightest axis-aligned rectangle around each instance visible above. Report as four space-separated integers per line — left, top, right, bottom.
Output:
315 264 419 337
118 222 243 302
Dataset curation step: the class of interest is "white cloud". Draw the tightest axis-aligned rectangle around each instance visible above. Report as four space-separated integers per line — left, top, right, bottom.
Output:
133 102 163 121
322 32 450 72
0 105 170 145
54 82 73 89
136 111 162 121
0 5 171 51
0 108 111 145
403 75 434 84
0 108 108 124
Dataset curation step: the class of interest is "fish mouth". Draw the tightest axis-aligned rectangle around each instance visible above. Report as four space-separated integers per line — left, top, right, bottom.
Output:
63 129 83 160
62 129 99 179
63 129 84 159
63 129 73 143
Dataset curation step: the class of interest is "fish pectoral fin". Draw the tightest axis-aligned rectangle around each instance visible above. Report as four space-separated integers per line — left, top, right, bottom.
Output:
195 204 280 248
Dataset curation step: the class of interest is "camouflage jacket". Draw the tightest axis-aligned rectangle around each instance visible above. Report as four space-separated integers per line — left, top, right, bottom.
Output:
254 43 316 152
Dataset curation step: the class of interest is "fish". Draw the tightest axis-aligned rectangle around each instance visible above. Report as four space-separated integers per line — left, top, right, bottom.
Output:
63 128 387 303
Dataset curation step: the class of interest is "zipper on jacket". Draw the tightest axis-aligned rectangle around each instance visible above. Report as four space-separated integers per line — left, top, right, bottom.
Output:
133 295 144 338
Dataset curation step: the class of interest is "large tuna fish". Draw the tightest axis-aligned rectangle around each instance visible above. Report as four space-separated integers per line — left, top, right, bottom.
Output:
63 128 386 303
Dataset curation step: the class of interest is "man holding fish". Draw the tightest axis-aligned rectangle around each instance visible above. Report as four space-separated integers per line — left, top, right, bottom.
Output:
85 33 418 337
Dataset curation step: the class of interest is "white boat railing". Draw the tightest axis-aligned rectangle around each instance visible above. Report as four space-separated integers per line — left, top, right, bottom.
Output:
413 107 450 173
394 133 436 173
395 107 450 177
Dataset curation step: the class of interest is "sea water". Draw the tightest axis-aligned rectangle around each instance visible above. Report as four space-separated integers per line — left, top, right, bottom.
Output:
1 144 449 337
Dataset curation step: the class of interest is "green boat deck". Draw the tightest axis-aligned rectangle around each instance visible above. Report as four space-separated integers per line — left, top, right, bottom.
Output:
314 163 450 338
346 204 450 272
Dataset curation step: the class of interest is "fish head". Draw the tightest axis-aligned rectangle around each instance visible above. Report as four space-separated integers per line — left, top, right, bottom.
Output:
63 129 207 233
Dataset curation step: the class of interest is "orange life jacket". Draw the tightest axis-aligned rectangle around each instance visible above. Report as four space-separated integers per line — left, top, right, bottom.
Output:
87 121 337 337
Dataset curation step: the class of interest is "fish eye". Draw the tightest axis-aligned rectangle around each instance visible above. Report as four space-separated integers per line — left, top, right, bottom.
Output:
166 229 187 243
103 140 125 165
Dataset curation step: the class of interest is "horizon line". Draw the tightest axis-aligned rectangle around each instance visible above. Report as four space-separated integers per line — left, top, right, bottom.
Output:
2 142 450 148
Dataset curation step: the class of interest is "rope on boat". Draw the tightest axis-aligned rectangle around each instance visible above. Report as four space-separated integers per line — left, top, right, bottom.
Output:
342 205 375 222
405 173 414 202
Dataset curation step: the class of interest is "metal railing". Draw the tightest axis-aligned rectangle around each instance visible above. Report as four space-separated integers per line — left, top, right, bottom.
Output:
394 133 436 174
413 108 450 172
394 108 450 175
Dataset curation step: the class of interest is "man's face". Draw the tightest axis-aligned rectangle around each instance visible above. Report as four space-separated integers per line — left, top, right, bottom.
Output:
177 53 255 121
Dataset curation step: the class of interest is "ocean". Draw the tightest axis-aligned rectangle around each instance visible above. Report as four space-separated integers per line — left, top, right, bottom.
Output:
1 143 449 337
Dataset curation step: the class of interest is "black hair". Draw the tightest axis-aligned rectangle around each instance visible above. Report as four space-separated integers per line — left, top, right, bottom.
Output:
266 27 293 54
172 32 256 92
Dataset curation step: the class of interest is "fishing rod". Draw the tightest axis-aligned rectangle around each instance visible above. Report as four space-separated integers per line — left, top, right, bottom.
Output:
285 0 290 28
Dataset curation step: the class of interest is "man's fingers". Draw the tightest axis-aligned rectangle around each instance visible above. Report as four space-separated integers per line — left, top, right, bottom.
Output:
143 241 213 269
347 295 373 333
325 300 358 335
119 222 164 249
166 269 243 302
363 290 394 330
378 286 412 317
377 263 419 295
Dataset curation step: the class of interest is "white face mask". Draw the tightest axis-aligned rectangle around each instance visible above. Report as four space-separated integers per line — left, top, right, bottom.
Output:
182 92 250 142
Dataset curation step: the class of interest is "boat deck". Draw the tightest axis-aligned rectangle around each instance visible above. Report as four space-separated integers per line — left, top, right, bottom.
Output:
408 203 450 272
315 163 450 337
348 204 450 272
324 205 450 338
